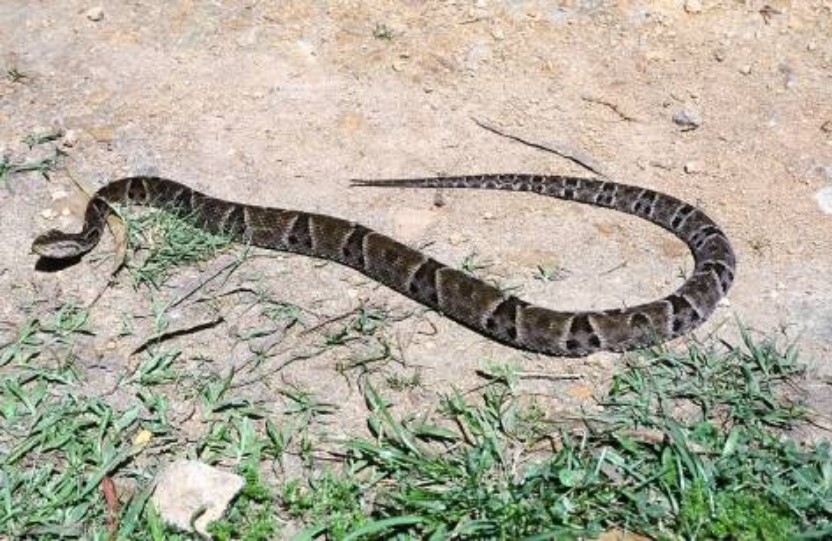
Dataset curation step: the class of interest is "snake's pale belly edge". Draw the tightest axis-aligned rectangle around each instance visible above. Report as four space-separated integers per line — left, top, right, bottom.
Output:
32 175 736 357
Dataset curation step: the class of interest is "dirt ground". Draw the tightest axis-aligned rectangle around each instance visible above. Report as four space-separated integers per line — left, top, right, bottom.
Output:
2 1 830 443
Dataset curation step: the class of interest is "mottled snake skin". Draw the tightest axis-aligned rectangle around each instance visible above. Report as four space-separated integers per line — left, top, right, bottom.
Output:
32 175 735 356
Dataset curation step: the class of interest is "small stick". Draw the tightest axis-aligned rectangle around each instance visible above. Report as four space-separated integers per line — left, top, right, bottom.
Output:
471 117 610 178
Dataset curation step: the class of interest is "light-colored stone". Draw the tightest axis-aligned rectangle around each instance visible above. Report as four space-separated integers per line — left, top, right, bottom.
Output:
684 0 703 14
815 186 832 214
683 161 705 174
448 232 467 246
673 108 703 130
151 460 244 537
85 6 104 21
61 129 79 147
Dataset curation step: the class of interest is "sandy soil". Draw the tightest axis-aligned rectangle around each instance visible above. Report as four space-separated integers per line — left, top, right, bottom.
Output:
2 1 830 441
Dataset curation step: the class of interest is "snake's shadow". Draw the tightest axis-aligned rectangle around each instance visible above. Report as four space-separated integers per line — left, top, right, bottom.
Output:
35 256 82 272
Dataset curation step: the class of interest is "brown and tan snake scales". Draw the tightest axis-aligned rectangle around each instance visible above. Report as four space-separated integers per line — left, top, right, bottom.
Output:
32 175 736 356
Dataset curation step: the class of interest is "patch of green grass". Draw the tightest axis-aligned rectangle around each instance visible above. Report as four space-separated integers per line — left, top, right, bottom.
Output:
534 263 569 283
0 153 60 182
121 206 237 287
3 304 830 539
283 471 369 539
6 66 27 82
325 305 390 347
372 23 395 41
460 250 492 277
0 129 66 184
679 479 794 540
304 333 828 539
385 369 422 391
208 463 281 541
0 305 143 538
23 129 64 149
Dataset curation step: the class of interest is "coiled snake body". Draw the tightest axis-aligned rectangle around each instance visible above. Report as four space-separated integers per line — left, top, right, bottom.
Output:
32 175 735 356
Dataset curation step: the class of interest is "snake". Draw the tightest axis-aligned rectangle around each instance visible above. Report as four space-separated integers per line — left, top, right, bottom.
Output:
32 175 735 356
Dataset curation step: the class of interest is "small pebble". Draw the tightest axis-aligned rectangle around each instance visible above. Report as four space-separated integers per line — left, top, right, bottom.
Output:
779 64 796 89
448 232 466 246
684 0 703 14
815 186 832 214
464 44 491 71
821 120 832 133
713 48 727 62
645 50 670 62
85 6 104 21
61 129 79 147
672 109 702 130
683 161 705 174
739 64 752 75
41 208 57 219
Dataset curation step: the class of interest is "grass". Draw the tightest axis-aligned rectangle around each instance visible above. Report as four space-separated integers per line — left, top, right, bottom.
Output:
23 129 65 149
2 208 831 539
372 24 395 41
0 128 65 183
0 153 60 183
533 264 569 283
120 205 238 288
460 251 492 277
6 66 27 83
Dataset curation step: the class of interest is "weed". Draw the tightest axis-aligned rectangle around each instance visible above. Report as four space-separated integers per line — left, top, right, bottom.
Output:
208 462 280 540
121 206 235 287
372 23 395 41
325 306 389 346
534 263 569 282
0 154 59 182
6 66 27 82
23 129 64 149
461 251 492 277
386 370 422 391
